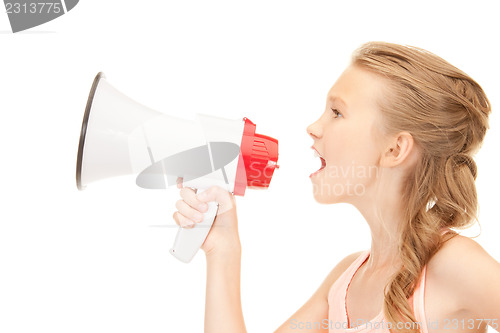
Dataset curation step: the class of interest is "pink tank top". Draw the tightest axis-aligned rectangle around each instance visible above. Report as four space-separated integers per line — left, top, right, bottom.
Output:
327 250 428 333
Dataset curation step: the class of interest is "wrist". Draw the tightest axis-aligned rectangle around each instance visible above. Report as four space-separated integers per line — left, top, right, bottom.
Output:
205 243 242 263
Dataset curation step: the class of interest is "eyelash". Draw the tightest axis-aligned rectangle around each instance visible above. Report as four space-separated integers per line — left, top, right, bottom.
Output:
331 108 342 118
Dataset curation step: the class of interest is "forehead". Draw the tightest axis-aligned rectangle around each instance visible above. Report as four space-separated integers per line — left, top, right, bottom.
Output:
327 65 387 111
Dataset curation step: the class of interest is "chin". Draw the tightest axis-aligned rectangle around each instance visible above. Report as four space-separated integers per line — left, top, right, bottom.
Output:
312 191 343 204
310 177 352 204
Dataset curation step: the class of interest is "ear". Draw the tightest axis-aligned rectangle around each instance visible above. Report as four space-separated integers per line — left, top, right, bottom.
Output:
380 132 415 168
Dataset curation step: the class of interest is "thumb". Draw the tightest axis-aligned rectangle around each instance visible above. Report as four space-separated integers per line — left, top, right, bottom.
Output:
196 186 235 215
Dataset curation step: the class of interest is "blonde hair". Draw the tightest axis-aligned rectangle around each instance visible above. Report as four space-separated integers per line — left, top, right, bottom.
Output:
351 42 491 332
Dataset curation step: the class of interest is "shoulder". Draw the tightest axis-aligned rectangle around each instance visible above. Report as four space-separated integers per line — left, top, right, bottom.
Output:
330 250 366 281
337 250 366 272
273 251 366 332
428 233 487 271
427 234 500 318
316 251 365 300
427 233 496 279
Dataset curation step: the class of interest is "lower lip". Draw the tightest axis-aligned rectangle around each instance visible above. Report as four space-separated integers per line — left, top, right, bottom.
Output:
309 166 326 178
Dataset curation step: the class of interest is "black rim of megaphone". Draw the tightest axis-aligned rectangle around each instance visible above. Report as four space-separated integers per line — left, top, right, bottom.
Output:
76 72 105 190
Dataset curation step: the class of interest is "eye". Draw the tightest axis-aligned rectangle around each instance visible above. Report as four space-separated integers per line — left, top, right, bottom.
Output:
331 108 342 118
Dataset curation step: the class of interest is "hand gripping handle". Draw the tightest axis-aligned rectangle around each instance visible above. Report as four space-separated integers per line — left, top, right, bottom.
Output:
170 189 219 263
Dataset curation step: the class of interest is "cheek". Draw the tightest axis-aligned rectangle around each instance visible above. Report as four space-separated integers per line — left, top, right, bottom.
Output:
322 119 381 170
324 133 380 185
325 132 378 166
322 127 349 157
347 122 381 162
354 138 380 164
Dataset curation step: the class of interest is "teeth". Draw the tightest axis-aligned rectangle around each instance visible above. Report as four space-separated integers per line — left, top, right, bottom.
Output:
309 148 326 175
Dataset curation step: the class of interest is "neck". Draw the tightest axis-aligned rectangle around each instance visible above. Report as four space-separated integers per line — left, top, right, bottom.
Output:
348 168 406 274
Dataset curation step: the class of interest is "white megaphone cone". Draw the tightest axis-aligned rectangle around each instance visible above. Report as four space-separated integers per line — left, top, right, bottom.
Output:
76 72 279 263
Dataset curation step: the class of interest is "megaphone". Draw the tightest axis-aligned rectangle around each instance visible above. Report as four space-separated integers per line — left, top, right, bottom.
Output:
76 72 279 263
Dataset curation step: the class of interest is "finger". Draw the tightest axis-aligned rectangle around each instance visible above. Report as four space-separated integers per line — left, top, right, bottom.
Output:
173 211 196 228
196 186 233 207
176 177 183 189
172 211 180 226
196 186 235 216
179 187 208 213
175 199 205 223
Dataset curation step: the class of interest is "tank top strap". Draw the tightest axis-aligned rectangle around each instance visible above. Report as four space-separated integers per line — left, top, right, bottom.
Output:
411 264 428 333
328 250 370 303
328 250 371 332
329 230 452 333
411 228 451 333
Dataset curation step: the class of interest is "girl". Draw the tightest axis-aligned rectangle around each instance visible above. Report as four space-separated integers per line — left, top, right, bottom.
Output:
173 42 500 333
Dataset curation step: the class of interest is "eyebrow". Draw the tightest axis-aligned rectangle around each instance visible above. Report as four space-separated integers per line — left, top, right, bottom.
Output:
327 95 348 110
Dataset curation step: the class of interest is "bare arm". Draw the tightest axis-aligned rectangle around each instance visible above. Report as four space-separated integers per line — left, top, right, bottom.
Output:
431 235 500 332
173 184 363 333
454 238 500 331
174 185 246 332
205 249 246 332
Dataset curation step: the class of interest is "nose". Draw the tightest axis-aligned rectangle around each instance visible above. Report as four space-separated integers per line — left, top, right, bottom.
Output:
307 119 322 140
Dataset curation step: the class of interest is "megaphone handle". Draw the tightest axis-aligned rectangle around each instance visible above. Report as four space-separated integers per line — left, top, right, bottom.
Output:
169 190 219 263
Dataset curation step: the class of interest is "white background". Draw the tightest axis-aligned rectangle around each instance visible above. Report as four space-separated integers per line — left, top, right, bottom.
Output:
1 1 499 332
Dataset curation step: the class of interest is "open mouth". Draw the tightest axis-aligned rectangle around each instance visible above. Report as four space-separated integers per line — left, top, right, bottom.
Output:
310 148 326 178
